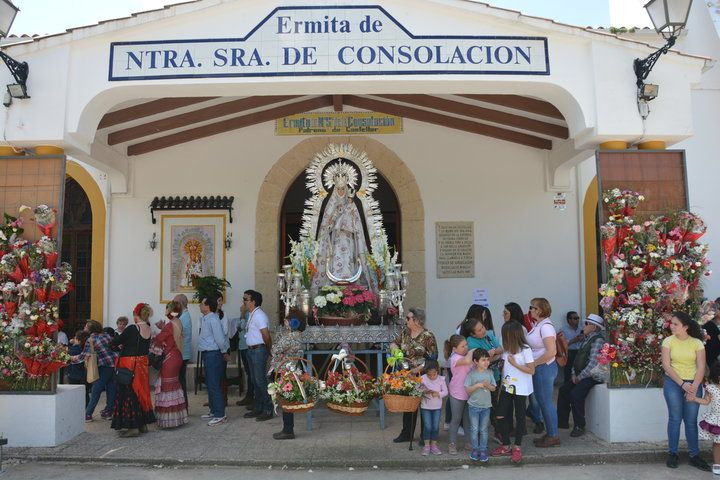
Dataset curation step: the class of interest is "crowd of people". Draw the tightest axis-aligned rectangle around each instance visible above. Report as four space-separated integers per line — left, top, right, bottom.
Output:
58 291 720 472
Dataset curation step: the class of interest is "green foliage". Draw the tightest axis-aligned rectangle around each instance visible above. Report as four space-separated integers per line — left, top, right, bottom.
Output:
191 275 231 302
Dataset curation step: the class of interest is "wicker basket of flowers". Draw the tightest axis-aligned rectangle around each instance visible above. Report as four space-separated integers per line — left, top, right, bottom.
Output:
268 357 320 414
320 353 377 416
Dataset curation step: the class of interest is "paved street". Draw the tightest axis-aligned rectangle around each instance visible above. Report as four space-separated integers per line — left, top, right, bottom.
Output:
1 462 712 480
5 390 684 469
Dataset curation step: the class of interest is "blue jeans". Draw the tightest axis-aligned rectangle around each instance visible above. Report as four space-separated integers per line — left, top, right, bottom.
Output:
528 393 543 424
202 350 225 418
86 365 116 417
532 362 559 437
468 405 491 451
247 346 272 415
663 375 702 456
240 349 254 400
421 408 441 441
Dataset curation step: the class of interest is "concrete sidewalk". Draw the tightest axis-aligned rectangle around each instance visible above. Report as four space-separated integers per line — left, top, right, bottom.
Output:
5 392 682 469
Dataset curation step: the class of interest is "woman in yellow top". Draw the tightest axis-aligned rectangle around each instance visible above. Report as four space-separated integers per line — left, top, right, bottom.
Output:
661 311 711 472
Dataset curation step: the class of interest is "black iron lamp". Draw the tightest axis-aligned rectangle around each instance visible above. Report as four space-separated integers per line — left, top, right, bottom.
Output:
634 0 693 102
225 232 233 250
0 0 29 105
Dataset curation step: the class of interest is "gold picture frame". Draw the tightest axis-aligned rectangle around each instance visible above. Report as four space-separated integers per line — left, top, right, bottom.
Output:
159 214 227 303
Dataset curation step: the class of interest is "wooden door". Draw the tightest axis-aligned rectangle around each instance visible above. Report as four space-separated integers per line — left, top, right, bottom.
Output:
59 178 93 335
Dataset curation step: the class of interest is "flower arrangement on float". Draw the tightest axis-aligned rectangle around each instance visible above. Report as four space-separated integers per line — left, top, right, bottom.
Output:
0 206 72 392
287 237 319 290
313 284 377 325
268 358 321 413
598 190 710 387
366 230 398 290
320 352 377 415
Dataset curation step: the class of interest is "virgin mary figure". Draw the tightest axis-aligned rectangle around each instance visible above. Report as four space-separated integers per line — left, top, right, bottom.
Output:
311 160 378 296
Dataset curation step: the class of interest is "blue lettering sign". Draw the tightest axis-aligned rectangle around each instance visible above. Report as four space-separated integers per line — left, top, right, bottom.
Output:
109 5 549 81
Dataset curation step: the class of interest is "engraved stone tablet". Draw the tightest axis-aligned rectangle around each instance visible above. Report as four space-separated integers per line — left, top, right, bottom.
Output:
435 221 474 278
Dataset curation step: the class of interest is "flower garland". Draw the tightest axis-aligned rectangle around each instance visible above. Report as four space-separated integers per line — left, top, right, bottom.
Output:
599 190 710 385
0 207 72 391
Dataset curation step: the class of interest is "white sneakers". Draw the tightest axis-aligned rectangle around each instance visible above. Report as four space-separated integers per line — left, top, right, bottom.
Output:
207 416 227 426
200 412 213 419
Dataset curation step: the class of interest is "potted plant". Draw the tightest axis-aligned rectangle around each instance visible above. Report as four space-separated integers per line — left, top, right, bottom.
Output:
192 275 231 302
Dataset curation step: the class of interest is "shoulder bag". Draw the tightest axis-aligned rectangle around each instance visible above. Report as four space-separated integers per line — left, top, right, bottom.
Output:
85 338 99 383
115 326 142 385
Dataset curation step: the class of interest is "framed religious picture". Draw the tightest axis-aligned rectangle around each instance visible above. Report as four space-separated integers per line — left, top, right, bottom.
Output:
159 214 226 303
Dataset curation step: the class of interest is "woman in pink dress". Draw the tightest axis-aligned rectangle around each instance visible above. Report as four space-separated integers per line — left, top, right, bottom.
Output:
153 301 188 429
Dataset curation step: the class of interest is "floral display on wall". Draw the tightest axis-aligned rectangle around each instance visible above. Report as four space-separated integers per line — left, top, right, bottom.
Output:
598 189 711 386
0 206 72 391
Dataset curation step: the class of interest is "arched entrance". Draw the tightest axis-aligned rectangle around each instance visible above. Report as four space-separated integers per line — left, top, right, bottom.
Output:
60 177 93 334
63 161 106 327
255 137 425 321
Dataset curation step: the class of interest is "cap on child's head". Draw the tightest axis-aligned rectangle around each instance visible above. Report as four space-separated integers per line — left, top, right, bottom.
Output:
472 348 490 361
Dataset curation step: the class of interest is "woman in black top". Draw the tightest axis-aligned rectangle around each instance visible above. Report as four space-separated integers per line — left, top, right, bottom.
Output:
110 303 156 437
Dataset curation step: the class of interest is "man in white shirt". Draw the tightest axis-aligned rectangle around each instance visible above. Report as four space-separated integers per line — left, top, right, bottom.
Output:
242 289 273 421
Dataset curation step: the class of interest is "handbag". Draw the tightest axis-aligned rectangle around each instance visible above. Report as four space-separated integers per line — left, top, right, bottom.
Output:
148 344 165 371
114 366 134 385
114 325 142 385
85 338 99 383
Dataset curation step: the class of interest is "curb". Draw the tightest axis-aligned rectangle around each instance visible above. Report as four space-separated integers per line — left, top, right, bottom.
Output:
7 448 667 469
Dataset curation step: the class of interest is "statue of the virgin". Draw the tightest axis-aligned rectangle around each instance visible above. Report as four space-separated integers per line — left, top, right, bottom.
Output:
311 160 377 295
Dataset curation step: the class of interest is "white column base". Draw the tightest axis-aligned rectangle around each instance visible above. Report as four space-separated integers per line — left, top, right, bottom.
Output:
586 383 705 443
0 384 85 447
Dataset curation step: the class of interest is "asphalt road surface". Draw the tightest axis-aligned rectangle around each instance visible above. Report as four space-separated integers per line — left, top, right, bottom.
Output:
0 461 711 480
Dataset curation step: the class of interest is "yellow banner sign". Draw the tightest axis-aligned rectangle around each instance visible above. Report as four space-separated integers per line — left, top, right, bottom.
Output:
276 111 402 135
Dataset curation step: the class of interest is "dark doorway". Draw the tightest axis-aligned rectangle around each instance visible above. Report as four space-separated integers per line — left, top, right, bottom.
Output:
279 170 401 270
60 177 93 335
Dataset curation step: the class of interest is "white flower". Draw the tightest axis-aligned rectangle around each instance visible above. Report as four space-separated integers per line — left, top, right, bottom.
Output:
313 296 327 308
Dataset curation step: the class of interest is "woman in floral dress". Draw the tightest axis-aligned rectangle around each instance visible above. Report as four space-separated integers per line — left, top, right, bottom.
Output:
390 307 438 443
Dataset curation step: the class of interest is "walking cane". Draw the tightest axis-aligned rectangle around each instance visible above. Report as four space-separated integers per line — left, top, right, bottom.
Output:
408 408 418 451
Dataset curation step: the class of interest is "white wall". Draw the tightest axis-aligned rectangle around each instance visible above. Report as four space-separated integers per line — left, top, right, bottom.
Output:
104 114 582 355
